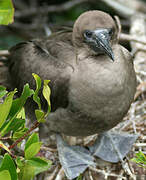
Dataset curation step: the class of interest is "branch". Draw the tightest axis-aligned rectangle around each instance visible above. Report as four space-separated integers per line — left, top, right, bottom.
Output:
15 0 90 18
120 33 146 46
9 121 40 150
0 50 9 57
0 137 11 141
130 13 146 84
99 0 135 18
55 167 65 180
47 166 59 180
100 0 146 18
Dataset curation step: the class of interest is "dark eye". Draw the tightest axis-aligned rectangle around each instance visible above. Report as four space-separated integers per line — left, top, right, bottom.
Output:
108 28 113 36
84 30 92 38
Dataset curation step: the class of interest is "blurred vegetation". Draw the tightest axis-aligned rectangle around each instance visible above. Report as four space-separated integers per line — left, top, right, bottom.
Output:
0 0 135 49
1 0 145 50
0 35 23 50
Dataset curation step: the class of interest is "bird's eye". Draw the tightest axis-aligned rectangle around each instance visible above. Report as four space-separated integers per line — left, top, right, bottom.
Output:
108 28 113 36
84 30 92 38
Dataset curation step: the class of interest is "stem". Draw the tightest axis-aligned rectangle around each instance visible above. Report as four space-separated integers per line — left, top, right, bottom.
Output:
9 121 40 150
0 137 11 140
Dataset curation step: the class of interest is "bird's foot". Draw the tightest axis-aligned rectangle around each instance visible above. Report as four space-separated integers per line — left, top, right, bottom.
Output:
56 134 95 179
89 131 139 163
56 132 139 179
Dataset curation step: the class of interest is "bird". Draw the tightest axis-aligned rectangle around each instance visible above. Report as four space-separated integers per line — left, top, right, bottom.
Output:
8 10 136 136
8 10 137 178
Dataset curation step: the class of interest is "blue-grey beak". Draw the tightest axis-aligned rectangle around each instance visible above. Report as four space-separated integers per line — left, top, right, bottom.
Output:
93 29 114 61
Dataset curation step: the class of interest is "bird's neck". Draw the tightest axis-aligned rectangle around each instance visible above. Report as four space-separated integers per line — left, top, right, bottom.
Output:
76 47 102 64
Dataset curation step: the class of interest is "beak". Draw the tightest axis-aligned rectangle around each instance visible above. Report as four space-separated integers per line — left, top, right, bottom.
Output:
93 29 114 61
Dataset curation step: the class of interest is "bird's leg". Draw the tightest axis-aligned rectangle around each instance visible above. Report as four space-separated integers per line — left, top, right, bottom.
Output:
40 108 95 179
63 135 77 146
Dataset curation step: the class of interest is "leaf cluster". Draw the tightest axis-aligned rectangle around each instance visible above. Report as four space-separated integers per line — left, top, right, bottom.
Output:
131 151 146 168
0 74 51 180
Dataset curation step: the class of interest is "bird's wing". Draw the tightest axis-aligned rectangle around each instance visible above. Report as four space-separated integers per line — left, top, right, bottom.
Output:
8 31 74 111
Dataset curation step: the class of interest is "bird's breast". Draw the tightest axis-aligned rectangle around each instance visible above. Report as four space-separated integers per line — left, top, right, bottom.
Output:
68 54 136 131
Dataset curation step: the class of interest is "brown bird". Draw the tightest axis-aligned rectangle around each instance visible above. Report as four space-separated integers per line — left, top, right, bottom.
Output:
8 11 137 178
9 10 136 136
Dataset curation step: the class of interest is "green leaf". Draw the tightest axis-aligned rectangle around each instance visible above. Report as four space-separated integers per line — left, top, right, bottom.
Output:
0 86 8 98
18 162 35 180
34 160 52 175
0 141 11 153
77 174 82 180
131 157 141 164
42 80 51 116
17 107 25 119
0 153 17 180
25 142 42 160
0 86 5 91
135 151 146 164
27 157 52 175
35 109 45 123
0 90 7 99
9 84 34 120
131 151 146 167
0 156 3 166
0 88 17 129
0 170 11 180
32 73 42 110
12 127 28 140
27 157 48 167
25 133 39 151
0 118 25 136
16 157 24 168
0 0 14 25
16 157 35 180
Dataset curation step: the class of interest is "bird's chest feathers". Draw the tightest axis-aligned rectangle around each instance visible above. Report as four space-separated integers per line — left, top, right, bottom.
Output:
69 57 127 112
73 57 125 94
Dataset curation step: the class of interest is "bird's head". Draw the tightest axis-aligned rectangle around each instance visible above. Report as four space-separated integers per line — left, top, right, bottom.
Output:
72 10 118 61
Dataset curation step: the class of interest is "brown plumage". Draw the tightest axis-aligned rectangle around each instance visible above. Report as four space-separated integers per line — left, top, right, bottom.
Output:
8 10 136 137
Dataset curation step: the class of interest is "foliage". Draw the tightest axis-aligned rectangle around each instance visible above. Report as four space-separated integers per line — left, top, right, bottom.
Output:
0 0 14 25
131 151 146 168
0 74 52 180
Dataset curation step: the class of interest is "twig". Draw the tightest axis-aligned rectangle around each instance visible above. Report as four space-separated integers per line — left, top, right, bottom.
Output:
55 167 65 180
0 50 9 57
9 22 41 30
15 0 89 18
114 16 121 42
9 151 17 159
135 143 146 147
89 170 94 180
47 166 59 180
89 167 127 179
134 82 146 100
100 0 135 18
0 137 11 140
126 157 135 175
9 121 40 150
120 33 146 45
41 146 57 152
